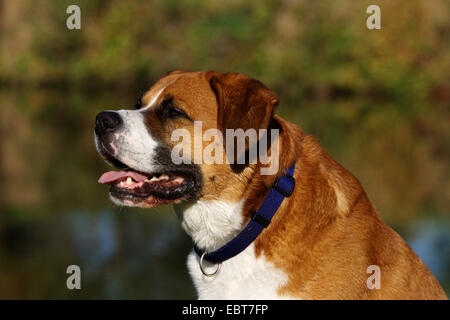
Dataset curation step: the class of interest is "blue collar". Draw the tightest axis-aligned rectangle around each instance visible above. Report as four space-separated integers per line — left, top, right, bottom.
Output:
194 161 296 263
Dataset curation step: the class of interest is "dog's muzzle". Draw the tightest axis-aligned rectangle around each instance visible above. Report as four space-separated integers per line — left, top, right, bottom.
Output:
94 109 203 208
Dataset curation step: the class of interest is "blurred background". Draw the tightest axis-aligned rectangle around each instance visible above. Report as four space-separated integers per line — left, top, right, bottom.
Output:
0 0 448 299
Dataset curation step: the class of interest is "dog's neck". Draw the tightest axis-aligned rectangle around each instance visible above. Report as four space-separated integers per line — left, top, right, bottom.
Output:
173 119 303 253
173 199 246 252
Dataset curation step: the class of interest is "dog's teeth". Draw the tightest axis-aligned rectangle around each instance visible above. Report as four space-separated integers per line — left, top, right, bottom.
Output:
126 177 133 185
160 174 169 180
173 177 185 184
150 176 158 182
120 181 124 187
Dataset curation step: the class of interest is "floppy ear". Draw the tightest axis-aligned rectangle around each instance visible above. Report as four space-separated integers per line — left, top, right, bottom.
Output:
208 72 279 167
165 69 186 76
208 72 279 133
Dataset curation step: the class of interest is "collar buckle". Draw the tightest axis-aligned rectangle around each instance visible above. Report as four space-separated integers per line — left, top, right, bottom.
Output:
272 173 295 197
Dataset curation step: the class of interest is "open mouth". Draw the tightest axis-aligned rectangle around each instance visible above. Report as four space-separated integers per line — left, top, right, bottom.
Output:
97 146 200 207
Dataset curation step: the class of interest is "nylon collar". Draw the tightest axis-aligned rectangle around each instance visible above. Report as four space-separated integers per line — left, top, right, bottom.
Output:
194 161 296 264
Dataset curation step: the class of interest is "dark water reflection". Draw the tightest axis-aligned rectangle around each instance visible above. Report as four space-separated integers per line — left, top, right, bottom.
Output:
0 89 448 298
0 207 195 299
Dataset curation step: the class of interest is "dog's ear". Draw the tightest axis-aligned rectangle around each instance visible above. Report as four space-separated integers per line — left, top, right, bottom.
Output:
208 72 279 133
165 69 186 76
207 72 279 167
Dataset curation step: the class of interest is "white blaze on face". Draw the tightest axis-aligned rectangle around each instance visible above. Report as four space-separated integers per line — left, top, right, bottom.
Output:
104 110 159 173
141 77 179 112
142 87 165 111
103 79 181 173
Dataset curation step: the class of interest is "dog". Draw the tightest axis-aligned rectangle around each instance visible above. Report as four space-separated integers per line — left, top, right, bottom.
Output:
94 70 446 299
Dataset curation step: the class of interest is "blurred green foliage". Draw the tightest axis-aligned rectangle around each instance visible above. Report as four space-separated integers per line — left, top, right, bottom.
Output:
1 0 448 221
1 0 449 95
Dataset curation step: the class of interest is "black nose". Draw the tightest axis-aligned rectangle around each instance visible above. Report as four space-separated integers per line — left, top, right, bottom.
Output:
95 111 122 135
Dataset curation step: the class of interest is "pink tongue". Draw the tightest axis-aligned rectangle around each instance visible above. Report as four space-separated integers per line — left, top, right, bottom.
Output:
98 171 148 184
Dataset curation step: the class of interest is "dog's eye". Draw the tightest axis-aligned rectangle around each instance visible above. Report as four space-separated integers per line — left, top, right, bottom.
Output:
156 96 192 121
167 106 185 119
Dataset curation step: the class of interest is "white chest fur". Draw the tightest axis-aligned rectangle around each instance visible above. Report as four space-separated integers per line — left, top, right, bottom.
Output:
187 243 293 299
174 200 294 299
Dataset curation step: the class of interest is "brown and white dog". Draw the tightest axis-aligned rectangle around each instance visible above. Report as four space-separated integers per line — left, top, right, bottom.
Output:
94 70 446 299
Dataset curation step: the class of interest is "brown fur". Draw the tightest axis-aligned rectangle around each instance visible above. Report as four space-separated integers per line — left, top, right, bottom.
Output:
252 118 446 299
140 71 447 299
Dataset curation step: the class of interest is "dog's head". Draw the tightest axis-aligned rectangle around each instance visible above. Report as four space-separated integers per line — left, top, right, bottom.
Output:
95 71 279 208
